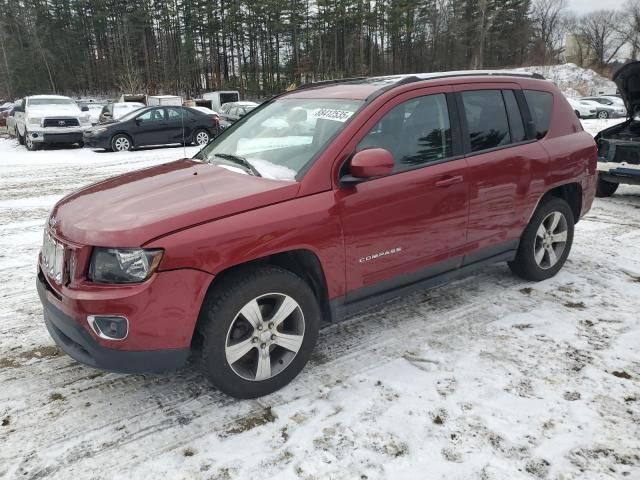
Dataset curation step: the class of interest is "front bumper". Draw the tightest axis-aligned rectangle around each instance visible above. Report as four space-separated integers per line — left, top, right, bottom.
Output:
82 131 112 149
598 161 640 185
38 273 189 373
28 126 90 144
36 259 213 373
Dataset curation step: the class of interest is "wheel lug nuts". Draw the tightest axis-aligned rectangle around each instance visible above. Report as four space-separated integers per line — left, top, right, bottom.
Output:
268 323 274 329
257 325 263 331
261 343 266 349
271 334 276 340
252 337 258 344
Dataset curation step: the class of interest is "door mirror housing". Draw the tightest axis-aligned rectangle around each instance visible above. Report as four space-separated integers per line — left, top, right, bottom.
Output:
81 106 89 112
341 148 394 186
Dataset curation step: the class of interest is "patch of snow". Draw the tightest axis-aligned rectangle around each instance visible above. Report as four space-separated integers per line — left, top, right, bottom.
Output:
512 63 617 98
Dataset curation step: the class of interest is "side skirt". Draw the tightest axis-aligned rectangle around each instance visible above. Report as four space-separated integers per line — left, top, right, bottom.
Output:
329 242 518 323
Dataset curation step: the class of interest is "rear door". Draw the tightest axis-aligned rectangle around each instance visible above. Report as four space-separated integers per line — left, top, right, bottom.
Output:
337 87 471 299
454 84 549 258
165 107 194 143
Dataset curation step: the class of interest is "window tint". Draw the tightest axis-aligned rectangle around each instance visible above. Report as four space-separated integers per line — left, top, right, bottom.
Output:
524 90 553 140
503 90 527 143
461 90 510 152
357 94 453 172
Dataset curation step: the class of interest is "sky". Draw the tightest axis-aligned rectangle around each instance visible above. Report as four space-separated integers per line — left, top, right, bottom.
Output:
567 0 625 14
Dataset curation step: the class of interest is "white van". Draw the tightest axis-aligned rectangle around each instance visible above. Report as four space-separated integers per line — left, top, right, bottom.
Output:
201 91 240 112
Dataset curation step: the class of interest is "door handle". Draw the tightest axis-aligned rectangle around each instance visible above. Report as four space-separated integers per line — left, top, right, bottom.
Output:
434 175 463 187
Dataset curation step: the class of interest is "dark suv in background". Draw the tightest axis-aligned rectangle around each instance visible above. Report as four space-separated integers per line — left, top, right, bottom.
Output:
38 71 597 398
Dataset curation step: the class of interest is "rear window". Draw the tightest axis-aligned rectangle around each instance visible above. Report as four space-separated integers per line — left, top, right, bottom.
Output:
220 93 239 105
524 90 553 140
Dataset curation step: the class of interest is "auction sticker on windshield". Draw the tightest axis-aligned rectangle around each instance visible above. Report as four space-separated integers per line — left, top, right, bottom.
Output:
313 108 355 122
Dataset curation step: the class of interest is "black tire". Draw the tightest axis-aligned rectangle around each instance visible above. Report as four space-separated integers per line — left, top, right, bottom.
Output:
198 265 321 398
508 197 575 282
17 129 25 145
574 110 581 118
596 174 619 197
110 133 133 152
597 110 609 119
192 128 211 146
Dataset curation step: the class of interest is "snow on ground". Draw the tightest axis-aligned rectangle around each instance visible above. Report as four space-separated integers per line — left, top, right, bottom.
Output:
513 64 617 98
1 129 639 480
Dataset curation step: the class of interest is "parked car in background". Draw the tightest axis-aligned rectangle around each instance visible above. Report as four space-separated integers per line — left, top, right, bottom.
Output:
78 101 106 125
5 102 19 136
219 101 259 123
581 96 627 115
566 98 596 118
594 61 640 197
98 102 144 124
0 102 13 127
579 99 625 119
84 105 220 151
201 90 240 112
14 95 92 150
39 71 597 398
191 106 231 131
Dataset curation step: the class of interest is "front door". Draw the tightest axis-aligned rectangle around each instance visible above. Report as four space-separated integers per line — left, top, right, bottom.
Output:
336 88 470 301
133 108 168 146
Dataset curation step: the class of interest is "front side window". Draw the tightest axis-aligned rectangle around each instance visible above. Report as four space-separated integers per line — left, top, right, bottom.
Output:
138 109 164 122
195 98 363 180
357 93 453 172
461 90 511 152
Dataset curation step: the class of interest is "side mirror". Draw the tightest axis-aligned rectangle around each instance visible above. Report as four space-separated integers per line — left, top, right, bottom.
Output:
341 148 394 186
135 118 143 125
81 106 89 112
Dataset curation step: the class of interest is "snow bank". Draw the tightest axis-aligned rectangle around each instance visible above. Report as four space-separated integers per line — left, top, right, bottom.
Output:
512 63 616 98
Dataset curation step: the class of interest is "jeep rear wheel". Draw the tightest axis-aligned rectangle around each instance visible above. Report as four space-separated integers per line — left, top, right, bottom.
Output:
509 197 575 281
596 175 619 197
198 265 320 398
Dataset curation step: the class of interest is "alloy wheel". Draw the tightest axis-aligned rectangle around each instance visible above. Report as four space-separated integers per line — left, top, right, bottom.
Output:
195 131 210 145
225 293 305 381
113 136 130 151
533 211 568 270
597 111 609 119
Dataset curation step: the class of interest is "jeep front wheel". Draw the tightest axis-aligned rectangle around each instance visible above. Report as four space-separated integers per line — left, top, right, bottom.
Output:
509 197 575 281
199 266 320 398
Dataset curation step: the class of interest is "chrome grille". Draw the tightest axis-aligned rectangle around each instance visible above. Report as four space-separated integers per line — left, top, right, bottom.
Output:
42 231 65 284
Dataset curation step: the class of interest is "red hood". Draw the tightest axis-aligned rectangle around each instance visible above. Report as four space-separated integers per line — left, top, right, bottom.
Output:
51 159 299 246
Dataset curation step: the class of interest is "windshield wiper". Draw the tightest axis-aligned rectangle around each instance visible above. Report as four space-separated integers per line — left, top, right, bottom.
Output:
213 153 262 177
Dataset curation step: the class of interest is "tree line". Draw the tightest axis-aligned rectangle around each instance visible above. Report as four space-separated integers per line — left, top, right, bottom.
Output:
0 0 638 101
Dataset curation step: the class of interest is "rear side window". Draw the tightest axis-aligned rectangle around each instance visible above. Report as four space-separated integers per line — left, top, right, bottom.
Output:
524 90 553 139
461 90 510 152
503 90 527 143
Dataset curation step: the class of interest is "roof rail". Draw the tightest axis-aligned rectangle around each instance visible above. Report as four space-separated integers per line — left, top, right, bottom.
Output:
294 77 369 91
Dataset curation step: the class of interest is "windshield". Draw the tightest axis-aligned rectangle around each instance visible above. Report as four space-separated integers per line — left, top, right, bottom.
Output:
195 98 363 180
29 98 76 107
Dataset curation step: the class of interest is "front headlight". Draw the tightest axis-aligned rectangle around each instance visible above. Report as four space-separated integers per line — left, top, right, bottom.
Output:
88 248 163 284
29 117 41 126
92 127 108 134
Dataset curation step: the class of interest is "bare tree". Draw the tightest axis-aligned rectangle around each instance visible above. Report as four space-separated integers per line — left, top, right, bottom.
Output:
530 0 568 64
579 10 626 70
620 0 640 60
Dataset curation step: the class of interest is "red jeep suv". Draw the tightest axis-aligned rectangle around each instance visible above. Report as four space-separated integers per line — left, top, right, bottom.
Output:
37 71 597 398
